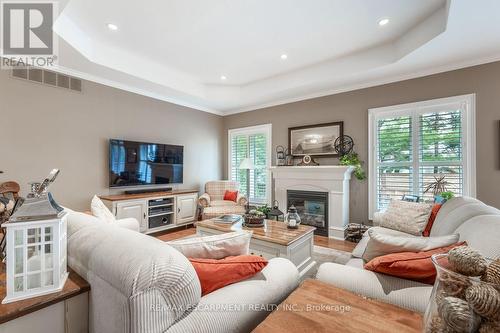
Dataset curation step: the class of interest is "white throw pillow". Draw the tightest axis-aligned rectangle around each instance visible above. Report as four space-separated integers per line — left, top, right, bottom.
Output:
375 200 433 235
351 227 416 258
90 195 116 224
167 231 252 259
362 227 460 262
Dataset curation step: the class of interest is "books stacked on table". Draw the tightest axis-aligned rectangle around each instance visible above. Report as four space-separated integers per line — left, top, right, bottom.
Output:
213 214 242 224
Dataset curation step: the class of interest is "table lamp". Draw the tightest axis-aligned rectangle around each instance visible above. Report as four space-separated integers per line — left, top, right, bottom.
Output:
239 158 254 210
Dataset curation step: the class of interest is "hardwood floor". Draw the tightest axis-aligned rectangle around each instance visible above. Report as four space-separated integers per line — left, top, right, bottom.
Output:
154 224 357 253
314 235 357 252
154 225 197 242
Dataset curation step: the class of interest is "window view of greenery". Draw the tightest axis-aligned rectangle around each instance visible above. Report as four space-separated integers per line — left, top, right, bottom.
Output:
419 110 463 201
377 110 463 208
231 133 267 202
378 116 412 163
377 116 413 208
231 135 249 196
249 134 267 201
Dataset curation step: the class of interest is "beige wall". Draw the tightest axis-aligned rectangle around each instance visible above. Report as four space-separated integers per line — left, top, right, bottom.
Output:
3 61 499 219
224 61 500 222
0 69 224 211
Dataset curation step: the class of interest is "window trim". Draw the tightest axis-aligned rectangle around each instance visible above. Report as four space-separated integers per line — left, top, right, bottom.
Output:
227 123 272 205
368 94 476 219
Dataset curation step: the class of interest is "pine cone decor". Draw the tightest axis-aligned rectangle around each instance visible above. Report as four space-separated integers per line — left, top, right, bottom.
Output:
426 316 446 333
465 284 500 321
435 288 449 308
440 271 472 299
479 320 500 333
448 246 488 277
438 297 480 333
483 259 500 285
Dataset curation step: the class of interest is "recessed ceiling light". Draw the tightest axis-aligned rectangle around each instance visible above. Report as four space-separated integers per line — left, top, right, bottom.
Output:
280 54 288 60
378 18 389 26
107 23 118 31
220 75 227 80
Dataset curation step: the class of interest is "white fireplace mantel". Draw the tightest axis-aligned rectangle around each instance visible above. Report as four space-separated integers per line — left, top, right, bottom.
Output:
270 165 355 240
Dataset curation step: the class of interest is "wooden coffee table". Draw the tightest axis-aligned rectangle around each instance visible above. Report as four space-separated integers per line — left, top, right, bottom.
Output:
253 279 423 333
196 219 316 276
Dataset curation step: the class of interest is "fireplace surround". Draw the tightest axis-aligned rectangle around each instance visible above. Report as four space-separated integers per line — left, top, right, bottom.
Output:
270 166 354 240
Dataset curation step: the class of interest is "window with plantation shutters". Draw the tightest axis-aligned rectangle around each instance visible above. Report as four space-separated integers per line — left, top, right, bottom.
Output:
368 95 476 218
228 124 272 204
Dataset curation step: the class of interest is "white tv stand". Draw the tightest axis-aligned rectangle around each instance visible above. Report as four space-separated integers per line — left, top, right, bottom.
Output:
100 190 198 234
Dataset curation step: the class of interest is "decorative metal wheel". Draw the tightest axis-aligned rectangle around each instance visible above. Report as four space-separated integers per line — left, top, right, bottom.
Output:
334 135 354 156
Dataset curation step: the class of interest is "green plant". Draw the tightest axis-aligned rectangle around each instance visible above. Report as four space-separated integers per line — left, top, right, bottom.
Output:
439 191 455 200
340 152 366 180
256 204 271 215
423 175 449 196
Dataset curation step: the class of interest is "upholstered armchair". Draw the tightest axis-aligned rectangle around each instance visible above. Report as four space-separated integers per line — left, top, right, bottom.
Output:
199 180 248 219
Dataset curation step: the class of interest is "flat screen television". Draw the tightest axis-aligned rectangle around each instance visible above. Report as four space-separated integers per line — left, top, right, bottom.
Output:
109 139 183 188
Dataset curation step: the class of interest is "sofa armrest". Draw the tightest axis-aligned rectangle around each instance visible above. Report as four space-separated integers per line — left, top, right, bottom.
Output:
236 193 248 207
166 258 299 333
316 263 432 313
116 217 140 232
198 193 211 207
67 217 201 331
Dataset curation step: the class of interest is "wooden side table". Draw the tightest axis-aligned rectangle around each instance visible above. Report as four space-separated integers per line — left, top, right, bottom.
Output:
0 264 90 333
253 279 423 333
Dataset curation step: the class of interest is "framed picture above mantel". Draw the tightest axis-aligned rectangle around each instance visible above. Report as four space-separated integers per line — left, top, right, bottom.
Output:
288 121 344 157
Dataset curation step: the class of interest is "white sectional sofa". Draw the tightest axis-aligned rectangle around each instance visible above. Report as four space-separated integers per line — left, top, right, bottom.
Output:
66 212 299 333
316 197 500 313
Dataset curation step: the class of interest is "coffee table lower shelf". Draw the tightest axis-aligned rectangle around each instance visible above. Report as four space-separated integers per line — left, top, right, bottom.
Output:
252 279 423 333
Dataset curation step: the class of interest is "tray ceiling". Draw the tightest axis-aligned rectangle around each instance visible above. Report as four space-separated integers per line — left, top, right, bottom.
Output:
51 0 500 115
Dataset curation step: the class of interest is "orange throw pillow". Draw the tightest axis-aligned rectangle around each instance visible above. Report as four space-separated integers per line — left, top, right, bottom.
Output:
364 241 466 284
223 190 238 202
422 204 442 237
189 255 268 295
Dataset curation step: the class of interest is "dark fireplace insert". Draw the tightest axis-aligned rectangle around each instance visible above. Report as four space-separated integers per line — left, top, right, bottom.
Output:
287 190 328 236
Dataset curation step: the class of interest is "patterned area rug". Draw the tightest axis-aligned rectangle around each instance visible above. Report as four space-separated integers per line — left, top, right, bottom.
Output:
305 245 352 279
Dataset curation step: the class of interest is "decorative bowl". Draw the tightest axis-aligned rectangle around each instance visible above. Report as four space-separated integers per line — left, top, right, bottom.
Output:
243 214 265 227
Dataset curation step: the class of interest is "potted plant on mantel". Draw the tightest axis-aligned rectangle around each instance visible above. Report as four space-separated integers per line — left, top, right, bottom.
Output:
339 152 366 181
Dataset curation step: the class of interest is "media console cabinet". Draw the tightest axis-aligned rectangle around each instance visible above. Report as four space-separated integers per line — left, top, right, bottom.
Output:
100 190 198 234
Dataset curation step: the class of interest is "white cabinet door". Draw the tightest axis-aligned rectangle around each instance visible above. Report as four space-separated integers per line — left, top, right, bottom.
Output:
176 194 197 224
116 200 147 232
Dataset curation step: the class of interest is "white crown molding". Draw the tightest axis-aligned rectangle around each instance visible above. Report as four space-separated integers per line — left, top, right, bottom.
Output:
22 54 500 118
40 64 224 116
221 54 500 115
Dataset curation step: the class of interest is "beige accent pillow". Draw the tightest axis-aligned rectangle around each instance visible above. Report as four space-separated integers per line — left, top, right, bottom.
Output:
167 231 252 259
91 195 116 224
375 200 433 235
362 228 460 261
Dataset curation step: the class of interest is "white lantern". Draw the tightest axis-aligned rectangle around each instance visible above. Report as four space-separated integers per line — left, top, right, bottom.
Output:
2 213 68 303
1 169 68 304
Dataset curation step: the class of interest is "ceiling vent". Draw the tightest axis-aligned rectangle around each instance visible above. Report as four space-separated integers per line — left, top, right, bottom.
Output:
11 65 82 93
